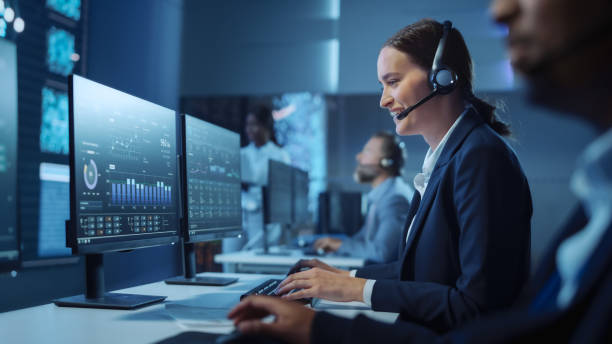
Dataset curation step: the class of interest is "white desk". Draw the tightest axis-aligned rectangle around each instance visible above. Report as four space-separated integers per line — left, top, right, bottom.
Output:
214 248 365 274
0 272 396 344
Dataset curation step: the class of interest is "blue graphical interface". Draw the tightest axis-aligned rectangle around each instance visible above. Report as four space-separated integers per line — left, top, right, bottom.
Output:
0 39 19 268
0 19 6 38
46 27 75 77
46 0 81 21
185 115 241 239
72 75 179 249
38 163 71 257
40 86 69 155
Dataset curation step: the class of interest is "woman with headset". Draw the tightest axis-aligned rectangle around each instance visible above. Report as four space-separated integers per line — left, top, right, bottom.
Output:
270 19 533 333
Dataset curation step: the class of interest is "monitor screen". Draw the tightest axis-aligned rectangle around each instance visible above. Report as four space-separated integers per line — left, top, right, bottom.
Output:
264 160 293 224
0 39 19 272
183 114 242 242
292 167 309 225
38 163 71 257
69 75 179 253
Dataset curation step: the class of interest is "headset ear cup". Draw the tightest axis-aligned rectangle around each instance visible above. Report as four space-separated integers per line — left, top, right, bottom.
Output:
429 21 459 95
431 68 458 94
380 158 393 168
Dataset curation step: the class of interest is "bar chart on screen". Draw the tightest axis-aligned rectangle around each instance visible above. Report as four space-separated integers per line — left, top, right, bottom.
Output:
109 176 172 208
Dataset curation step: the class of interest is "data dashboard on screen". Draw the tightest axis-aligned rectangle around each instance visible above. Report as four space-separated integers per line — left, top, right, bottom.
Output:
184 115 241 241
0 39 19 270
70 75 179 252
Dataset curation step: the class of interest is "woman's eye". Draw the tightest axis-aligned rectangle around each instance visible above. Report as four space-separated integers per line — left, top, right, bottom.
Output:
388 80 398 86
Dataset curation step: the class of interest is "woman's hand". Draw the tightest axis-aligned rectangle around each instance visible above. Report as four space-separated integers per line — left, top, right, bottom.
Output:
277 267 366 302
228 296 315 344
287 258 350 276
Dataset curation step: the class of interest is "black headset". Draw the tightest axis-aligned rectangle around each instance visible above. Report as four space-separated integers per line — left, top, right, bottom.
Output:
395 20 459 121
378 136 405 172
430 21 459 95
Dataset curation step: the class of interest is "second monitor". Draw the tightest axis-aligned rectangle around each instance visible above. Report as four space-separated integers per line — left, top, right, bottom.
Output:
165 114 242 286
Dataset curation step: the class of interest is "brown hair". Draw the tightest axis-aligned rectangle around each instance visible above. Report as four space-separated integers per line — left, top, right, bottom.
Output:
384 19 511 136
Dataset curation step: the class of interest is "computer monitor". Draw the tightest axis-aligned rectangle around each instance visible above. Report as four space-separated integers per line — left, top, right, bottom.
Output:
264 160 293 225
292 167 310 226
317 190 363 236
54 75 180 309
165 114 242 286
259 160 293 254
0 39 20 273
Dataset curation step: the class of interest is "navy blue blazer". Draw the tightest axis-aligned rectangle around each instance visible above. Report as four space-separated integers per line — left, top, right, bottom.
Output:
311 206 612 343
355 108 533 332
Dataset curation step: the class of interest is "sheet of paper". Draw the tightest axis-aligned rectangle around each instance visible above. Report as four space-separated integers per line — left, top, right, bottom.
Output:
165 302 234 332
312 298 371 310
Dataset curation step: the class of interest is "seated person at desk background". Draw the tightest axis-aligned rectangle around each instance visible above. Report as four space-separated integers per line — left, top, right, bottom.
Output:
314 131 413 264
272 18 533 333
223 104 291 253
228 0 612 342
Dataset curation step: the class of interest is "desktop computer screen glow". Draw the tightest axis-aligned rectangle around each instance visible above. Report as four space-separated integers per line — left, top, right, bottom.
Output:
40 86 69 155
46 27 76 76
38 163 72 257
0 19 6 38
0 38 19 268
273 92 325 217
71 75 179 252
185 115 242 239
46 0 81 21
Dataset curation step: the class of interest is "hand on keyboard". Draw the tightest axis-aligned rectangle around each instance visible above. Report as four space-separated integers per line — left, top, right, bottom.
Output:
276 267 367 303
286 258 349 276
228 296 315 344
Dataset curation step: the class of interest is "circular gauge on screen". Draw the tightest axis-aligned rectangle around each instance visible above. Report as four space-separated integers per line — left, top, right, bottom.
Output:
83 159 98 190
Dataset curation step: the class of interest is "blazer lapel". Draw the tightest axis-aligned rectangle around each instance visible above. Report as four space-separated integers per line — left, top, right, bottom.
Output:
400 192 421 252
402 169 443 256
401 108 484 259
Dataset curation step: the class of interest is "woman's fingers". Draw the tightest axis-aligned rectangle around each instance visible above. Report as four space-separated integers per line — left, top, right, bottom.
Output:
276 279 313 295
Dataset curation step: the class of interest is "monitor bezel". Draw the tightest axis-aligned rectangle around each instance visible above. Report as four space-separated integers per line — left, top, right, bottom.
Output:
67 74 180 254
180 114 243 244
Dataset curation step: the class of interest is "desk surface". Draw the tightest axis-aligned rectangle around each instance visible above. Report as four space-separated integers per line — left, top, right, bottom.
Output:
214 248 365 269
0 272 395 344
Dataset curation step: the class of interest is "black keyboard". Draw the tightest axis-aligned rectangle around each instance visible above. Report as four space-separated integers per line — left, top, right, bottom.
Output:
240 279 281 300
241 279 311 304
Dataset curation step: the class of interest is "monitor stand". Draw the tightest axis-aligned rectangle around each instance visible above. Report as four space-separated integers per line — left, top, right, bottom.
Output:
256 223 291 256
164 242 238 286
53 253 166 310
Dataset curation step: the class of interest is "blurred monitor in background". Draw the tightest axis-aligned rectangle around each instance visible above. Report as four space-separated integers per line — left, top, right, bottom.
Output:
223 105 290 254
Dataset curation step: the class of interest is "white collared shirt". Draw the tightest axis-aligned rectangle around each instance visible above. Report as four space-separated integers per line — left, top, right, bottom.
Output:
240 141 291 186
413 113 466 197
556 128 612 308
407 112 465 243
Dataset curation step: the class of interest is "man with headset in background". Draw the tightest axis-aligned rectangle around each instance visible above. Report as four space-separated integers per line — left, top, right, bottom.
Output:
313 131 413 264
227 0 612 342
